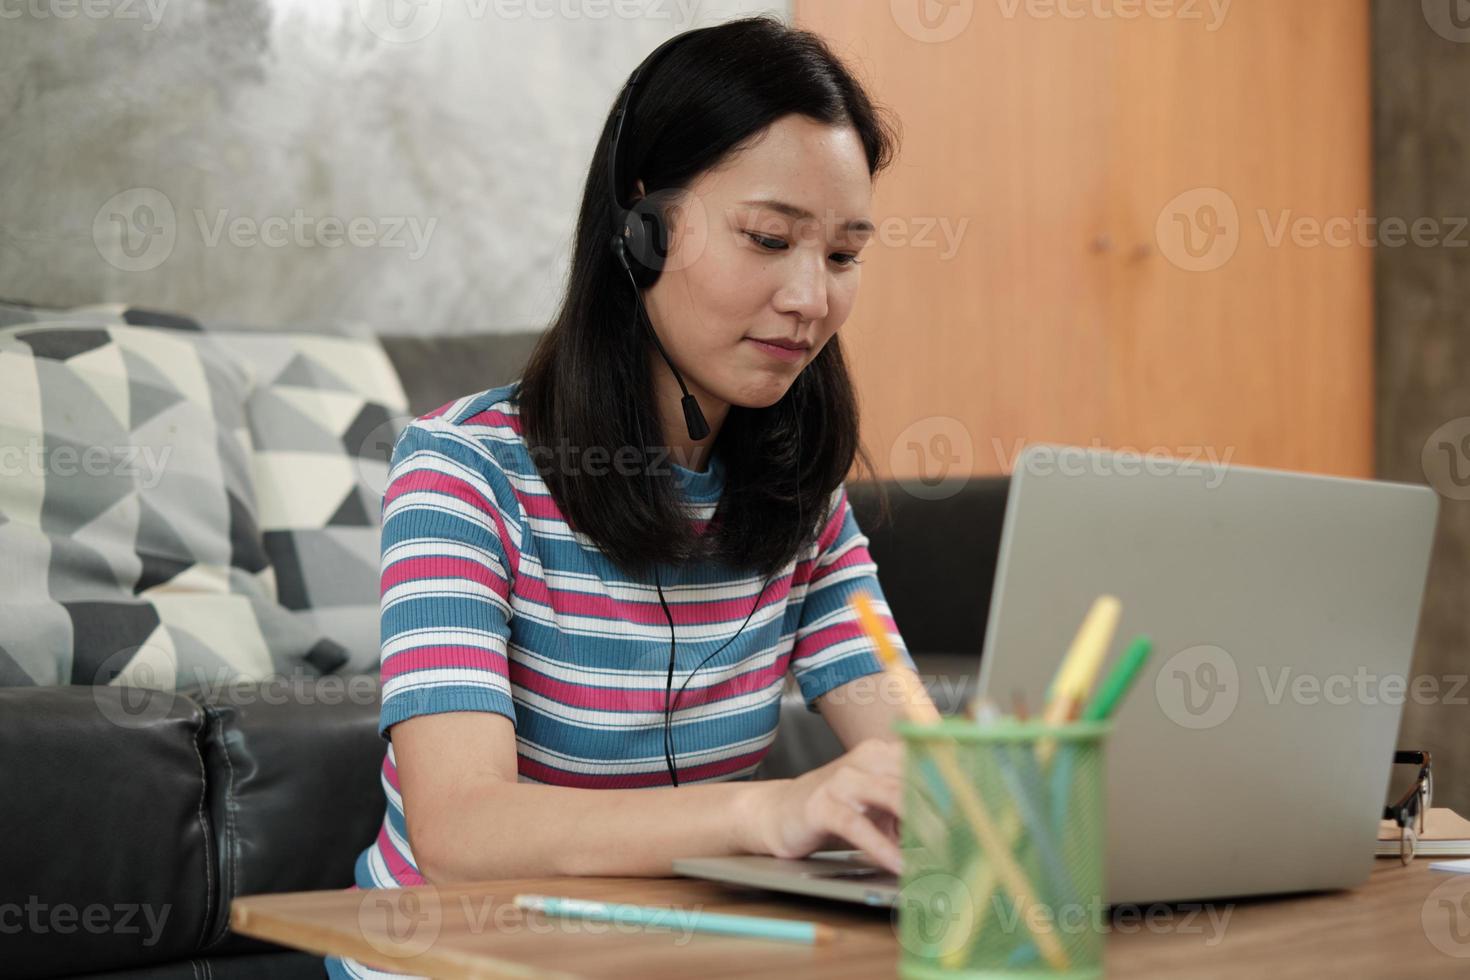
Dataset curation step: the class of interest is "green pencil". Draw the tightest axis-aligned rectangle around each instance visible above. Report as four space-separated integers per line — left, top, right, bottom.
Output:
1082 635 1153 721
512 894 836 944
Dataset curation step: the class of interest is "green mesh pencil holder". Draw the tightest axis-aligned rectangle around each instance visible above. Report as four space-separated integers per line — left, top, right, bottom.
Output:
894 718 1111 980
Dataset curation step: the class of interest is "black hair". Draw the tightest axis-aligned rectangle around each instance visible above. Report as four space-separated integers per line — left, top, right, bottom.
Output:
519 15 900 580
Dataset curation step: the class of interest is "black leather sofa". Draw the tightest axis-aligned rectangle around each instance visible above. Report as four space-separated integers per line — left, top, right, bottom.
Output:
2 333 1008 979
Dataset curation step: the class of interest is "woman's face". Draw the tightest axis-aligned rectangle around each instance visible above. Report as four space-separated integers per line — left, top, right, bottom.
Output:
640 114 875 412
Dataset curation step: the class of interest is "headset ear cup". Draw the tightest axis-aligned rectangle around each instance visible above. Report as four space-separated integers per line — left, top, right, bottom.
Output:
623 195 670 288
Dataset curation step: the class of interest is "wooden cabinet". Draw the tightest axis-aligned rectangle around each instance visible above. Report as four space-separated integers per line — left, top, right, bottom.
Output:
794 0 1373 481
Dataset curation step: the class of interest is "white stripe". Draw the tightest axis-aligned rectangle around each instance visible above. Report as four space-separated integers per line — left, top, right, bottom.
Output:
515 727 778 776
507 633 792 688
382 628 509 658
383 669 513 704
511 679 783 730
382 579 512 618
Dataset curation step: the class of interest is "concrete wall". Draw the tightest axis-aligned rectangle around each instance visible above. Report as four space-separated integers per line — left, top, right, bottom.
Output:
1374 2 1470 815
0 0 788 334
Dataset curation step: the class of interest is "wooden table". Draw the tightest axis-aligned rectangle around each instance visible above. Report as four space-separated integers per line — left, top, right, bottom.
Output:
232 860 1470 978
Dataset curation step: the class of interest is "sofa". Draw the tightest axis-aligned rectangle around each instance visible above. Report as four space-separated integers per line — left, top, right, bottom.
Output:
1 321 1008 979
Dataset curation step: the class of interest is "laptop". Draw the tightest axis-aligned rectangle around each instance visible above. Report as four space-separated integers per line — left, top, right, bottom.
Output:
674 445 1439 906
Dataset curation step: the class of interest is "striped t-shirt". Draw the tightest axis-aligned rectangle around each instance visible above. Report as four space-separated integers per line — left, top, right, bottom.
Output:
348 378 913 895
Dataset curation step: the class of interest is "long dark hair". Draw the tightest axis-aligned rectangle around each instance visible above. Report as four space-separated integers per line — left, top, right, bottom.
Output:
519 16 900 580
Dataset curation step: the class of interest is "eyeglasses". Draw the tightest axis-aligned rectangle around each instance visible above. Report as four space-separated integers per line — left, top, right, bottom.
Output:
1383 749 1433 865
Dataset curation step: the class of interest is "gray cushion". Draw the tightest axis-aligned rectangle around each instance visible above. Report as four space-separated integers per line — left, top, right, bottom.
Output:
380 331 543 417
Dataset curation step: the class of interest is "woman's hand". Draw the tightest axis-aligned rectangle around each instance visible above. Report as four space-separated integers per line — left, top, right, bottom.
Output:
742 738 906 874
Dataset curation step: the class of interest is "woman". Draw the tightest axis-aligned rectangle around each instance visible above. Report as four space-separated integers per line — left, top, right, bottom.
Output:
328 17 926 978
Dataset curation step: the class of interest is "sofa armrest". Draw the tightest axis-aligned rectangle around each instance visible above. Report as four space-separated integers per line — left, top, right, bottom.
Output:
191 675 385 954
0 686 216 980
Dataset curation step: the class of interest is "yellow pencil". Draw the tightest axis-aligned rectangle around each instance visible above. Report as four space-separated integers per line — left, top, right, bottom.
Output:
851 592 1070 971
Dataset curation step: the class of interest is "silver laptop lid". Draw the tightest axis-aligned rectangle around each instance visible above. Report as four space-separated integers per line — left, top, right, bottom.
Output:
976 445 1439 904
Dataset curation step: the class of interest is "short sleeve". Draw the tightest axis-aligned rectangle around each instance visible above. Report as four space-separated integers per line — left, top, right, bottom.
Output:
789 485 917 712
377 420 525 738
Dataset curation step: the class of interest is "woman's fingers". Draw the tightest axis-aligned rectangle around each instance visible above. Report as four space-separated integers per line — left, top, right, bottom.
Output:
820 795 904 874
818 767 906 873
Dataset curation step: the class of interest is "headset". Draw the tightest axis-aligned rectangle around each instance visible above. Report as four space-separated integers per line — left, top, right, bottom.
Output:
607 28 803 787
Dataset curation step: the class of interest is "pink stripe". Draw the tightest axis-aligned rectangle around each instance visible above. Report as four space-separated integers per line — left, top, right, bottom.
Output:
373 825 426 886
381 644 509 682
795 612 900 662
813 488 849 552
807 543 875 587
460 408 521 432
535 584 788 628
510 657 783 712
381 555 508 596
384 469 496 514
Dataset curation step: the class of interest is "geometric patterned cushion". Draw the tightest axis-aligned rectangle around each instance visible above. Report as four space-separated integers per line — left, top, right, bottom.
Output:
0 300 408 673
203 331 409 672
0 320 348 687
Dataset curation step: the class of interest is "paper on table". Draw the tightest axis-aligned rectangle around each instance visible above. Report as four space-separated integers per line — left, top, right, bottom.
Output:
1377 807 1470 857
1430 858 1470 874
